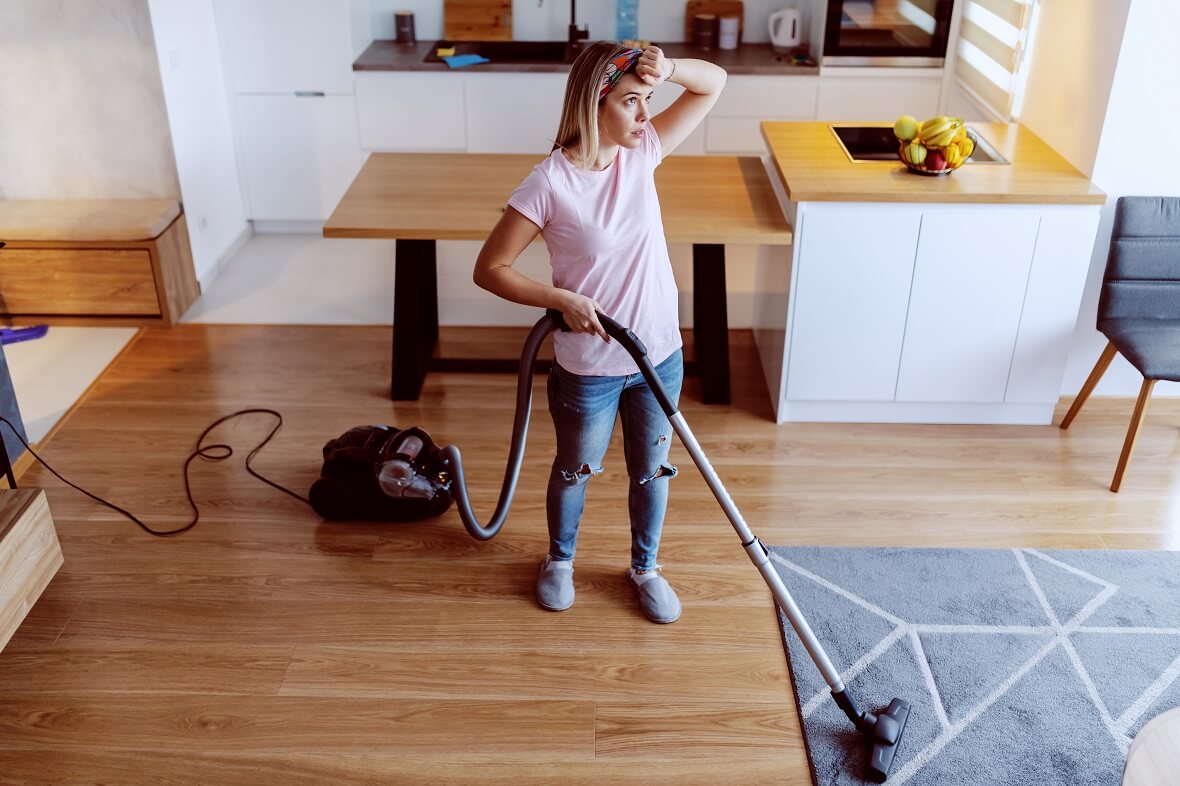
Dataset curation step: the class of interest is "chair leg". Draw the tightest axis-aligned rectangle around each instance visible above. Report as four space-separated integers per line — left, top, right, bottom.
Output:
1061 341 1118 429
1111 378 1156 493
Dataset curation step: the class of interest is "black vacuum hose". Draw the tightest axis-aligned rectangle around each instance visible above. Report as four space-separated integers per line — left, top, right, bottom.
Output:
444 314 557 541
446 309 674 541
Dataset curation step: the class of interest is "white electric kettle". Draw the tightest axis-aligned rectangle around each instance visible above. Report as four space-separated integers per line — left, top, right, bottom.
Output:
768 8 802 52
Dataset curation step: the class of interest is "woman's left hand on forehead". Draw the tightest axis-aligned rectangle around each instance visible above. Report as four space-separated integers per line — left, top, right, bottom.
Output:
636 46 669 85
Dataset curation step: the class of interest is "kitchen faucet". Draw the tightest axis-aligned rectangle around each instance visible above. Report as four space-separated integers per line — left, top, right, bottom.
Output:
567 0 588 53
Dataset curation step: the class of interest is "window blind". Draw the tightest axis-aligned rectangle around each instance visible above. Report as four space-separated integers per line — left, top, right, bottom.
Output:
955 0 1039 119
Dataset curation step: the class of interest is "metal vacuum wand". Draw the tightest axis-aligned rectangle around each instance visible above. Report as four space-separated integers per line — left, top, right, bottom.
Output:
551 309 914 782
451 308 912 780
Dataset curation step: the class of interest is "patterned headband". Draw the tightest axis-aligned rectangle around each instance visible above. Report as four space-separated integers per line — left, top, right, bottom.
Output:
599 48 643 100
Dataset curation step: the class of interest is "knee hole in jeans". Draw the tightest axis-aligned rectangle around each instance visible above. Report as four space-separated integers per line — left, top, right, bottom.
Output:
636 463 678 486
558 463 603 484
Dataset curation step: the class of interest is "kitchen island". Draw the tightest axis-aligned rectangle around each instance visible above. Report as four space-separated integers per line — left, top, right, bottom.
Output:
755 122 1105 424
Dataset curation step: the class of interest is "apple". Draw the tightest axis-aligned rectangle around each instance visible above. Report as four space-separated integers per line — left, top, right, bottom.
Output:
894 115 919 142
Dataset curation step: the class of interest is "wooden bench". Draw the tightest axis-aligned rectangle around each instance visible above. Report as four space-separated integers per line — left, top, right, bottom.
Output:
0 199 200 326
0 489 62 653
324 153 793 404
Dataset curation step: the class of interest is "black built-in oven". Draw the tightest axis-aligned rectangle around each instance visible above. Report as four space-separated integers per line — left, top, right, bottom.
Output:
823 0 955 66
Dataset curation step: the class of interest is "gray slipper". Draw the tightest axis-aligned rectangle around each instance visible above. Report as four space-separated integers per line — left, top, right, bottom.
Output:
537 555 574 611
627 567 681 624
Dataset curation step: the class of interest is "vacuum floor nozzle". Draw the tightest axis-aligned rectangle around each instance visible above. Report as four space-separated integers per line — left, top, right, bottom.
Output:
868 697 911 782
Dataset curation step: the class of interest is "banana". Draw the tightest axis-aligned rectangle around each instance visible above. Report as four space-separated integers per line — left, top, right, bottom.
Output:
926 128 958 148
906 141 927 166
944 144 962 168
918 115 950 134
918 115 954 140
918 116 963 148
953 126 967 145
959 135 976 160
926 123 963 148
917 123 949 144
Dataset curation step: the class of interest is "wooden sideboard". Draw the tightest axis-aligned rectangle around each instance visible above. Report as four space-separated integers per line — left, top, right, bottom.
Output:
0 489 62 653
0 199 200 326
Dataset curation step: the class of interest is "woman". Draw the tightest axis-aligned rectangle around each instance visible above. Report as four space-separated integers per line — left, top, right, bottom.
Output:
473 42 726 623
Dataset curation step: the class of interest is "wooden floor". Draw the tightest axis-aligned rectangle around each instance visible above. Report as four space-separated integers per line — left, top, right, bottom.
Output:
2 324 1179 784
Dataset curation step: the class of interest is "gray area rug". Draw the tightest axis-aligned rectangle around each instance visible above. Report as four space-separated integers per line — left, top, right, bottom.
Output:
766 546 1180 785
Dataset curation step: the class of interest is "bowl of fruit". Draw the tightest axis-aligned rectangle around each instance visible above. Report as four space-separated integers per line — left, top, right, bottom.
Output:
893 115 976 176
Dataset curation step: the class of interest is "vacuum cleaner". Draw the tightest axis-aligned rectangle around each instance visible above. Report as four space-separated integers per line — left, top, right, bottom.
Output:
309 309 912 781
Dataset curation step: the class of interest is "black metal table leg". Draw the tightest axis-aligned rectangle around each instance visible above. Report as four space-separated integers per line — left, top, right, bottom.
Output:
391 239 439 400
387 239 730 405
0 433 15 488
692 243 731 405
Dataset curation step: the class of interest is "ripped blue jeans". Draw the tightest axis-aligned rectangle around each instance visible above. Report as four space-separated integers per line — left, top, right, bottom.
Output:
546 349 683 571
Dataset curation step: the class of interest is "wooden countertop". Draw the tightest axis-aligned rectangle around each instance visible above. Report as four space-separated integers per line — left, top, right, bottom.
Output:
0 199 181 241
324 153 792 246
354 40 818 75
761 121 1106 205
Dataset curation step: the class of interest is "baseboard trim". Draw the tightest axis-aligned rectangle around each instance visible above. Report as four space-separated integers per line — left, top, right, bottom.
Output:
9 446 37 486
252 220 324 235
195 223 254 296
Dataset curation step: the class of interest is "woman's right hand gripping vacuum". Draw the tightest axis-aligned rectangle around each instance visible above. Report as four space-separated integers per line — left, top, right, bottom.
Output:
555 289 610 343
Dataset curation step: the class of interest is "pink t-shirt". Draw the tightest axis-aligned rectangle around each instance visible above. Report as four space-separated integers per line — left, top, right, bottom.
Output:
507 125 681 376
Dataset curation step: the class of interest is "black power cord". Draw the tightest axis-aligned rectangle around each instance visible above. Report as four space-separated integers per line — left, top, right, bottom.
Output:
0 410 311 536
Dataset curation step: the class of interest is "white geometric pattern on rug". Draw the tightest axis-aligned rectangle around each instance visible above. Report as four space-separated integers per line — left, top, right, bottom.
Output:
1070 632 1180 721
915 631 1054 725
769 548 1180 785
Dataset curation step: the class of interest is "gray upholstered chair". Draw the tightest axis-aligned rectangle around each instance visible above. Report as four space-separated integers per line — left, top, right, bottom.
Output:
1060 196 1180 492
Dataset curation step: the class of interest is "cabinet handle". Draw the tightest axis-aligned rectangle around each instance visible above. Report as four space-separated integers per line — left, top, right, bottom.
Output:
294 90 325 97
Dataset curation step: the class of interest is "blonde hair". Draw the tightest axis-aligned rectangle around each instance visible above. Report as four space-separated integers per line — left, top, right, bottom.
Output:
552 41 633 168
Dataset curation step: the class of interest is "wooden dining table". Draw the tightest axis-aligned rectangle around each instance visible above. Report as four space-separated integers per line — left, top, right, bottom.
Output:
323 152 792 404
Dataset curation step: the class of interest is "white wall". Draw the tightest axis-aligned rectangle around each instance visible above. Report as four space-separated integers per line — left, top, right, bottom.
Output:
943 82 998 123
1018 0 1131 179
368 0 822 44
1061 0 1180 397
148 0 251 290
0 0 179 198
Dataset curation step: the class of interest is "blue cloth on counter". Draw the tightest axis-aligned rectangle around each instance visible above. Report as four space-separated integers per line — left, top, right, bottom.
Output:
443 54 490 68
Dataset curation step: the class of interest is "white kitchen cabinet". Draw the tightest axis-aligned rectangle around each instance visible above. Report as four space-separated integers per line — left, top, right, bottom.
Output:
816 75 941 121
465 73 567 154
1005 207 1102 403
768 201 1101 424
705 75 817 154
706 118 770 153
349 72 827 158
235 94 366 221
648 82 706 155
348 70 951 158
356 72 467 151
712 75 819 119
711 117 806 154
215 0 369 223
214 0 365 95
785 205 921 402
895 209 1040 403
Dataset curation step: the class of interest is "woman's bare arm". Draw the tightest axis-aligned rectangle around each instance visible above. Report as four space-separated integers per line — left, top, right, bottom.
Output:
639 49 727 156
473 207 608 341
